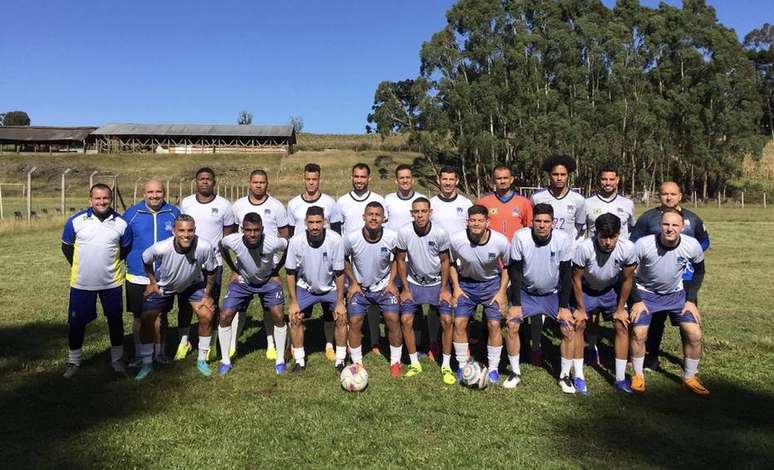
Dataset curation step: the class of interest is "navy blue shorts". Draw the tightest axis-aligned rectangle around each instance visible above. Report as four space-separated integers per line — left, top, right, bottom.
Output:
222 279 284 312
399 283 452 316
454 277 502 321
573 287 619 321
296 287 338 317
633 289 697 326
348 290 400 316
68 286 123 325
513 290 568 327
142 283 207 314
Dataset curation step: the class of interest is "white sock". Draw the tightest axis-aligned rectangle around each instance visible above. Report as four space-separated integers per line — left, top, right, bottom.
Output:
68 348 82 365
573 358 585 380
442 354 451 368
409 352 419 365
389 345 402 365
684 358 700 379
292 346 305 366
335 346 347 366
453 342 469 364
274 325 288 365
508 354 521 375
487 345 502 371
230 312 240 353
218 325 232 365
615 359 627 382
197 336 211 361
267 333 275 350
351 346 363 364
139 343 153 365
178 328 189 345
560 357 572 378
632 356 645 375
110 345 123 363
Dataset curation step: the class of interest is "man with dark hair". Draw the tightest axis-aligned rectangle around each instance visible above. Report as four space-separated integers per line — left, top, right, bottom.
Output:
631 181 710 371
571 213 637 394
285 205 347 373
385 164 425 232
218 212 288 375
430 166 473 236
448 204 511 385
507 203 576 393
344 202 403 376
629 208 708 395
61 184 132 378
179 168 237 361
477 166 532 241
136 215 218 380
232 169 290 362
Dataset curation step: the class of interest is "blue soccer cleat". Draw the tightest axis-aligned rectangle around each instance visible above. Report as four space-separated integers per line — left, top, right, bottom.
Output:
573 377 588 395
217 362 232 377
134 364 153 382
196 360 212 377
615 379 634 394
275 363 287 375
487 369 500 385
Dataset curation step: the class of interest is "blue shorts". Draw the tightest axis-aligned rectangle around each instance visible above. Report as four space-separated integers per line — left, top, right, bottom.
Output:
348 290 400 316
296 287 338 317
633 289 697 326
68 287 123 325
454 277 502 321
513 290 565 326
142 282 207 314
572 286 619 321
400 283 452 316
222 279 284 312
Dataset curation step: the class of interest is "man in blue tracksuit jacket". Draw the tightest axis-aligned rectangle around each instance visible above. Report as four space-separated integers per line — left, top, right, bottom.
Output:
123 179 181 364
631 181 710 371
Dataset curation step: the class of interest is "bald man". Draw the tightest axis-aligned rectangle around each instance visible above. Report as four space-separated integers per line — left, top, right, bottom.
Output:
124 180 181 365
631 181 710 371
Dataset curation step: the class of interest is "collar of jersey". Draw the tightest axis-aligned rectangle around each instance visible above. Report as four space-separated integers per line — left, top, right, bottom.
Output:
436 193 458 203
494 191 516 203
301 192 323 204
413 222 432 237
247 194 272 206
545 187 570 201
467 228 491 246
86 207 116 220
531 230 552 247
362 227 383 244
306 229 326 248
139 201 175 214
595 192 618 203
656 233 681 251
349 191 372 202
395 190 415 201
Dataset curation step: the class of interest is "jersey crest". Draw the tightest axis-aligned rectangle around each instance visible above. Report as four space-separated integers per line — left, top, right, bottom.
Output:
488 252 496 259
211 207 219 216
456 207 465 216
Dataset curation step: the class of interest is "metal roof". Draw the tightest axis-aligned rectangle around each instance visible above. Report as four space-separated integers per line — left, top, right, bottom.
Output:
92 123 296 138
0 126 96 142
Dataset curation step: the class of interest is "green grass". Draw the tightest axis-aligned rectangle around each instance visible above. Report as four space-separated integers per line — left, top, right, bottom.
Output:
1 207 773 468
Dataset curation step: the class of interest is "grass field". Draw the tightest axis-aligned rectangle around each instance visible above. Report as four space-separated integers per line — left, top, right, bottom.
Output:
1 206 773 468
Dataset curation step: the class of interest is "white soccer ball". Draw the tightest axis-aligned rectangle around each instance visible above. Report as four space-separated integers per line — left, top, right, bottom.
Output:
340 363 369 392
460 361 489 390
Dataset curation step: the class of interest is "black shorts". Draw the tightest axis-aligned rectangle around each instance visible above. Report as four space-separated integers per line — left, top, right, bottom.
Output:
125 281 147 318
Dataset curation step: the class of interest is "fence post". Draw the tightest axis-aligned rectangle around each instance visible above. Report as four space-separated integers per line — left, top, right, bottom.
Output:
27 167 37 223
61 168 72 219
89 170 99 189
0 184 3 220
764 192 767 209
717 193 721 209
741 191 744 208
178 178 183 204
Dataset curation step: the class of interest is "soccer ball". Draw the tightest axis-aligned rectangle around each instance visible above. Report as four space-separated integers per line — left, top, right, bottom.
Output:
460 361 489 390
340 363 369 392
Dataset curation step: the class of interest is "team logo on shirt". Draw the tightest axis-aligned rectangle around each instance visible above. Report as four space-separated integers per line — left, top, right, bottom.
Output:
490 208 498 216
265 209 272 215
567 204 575 213
511 208 520 217
428 241 436 247
164 221 173 232
381 247 390 255
456 207 465 216
488 252 496 259
322 251 329 260
211 208 219 216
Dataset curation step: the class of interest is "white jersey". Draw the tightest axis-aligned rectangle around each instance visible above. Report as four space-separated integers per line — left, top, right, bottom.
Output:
180 194 237 265
584 193 636 240
344 228 398 291
396 223 449 286
530 189 586 240
337 191 386 235
221 232 287 286
232 195 289 236
285 230 345 294
385 191 425 232
510 228 573 295
573 237 636 291
430 193 473 235
286 193 342 230
634 234 703 295
142 236 217 295
449 229 510 282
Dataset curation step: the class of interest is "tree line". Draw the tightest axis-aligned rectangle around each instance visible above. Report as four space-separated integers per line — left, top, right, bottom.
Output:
368 0 771 198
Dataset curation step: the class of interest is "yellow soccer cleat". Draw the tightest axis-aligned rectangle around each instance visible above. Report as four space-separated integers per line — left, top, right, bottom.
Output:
266 346 277 361
325 345 336 362
683 376 710 396
404 363 423 377
174 341 191 361
441 365 456 385
630 374 646 394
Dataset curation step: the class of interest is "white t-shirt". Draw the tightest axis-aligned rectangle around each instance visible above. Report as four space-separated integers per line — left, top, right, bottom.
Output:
384 191 425 232
221 232 288 286
180 195 237 265
584 193 636 240
142 236 218 295
344 228 398 291
573 237 637 291
430 193 473 235
449 229 510 282
337 191 386 235
285 230 345 293
530 188 586 240
510 228 574 295
232 195 289 236
286 193 342 230
396 223 449 286
634 235 704 294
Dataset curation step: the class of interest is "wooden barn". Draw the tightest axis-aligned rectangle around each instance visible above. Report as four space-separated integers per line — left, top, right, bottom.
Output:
0 126 97 153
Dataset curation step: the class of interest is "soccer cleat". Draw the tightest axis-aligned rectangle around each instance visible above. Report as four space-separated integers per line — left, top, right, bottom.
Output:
335 363 345 376
573 377 588 395
683 377 710 396
390 362 402 378
291 363 306 374
174 341 191 360
529 349 543 367
275 363 287 375
229 346 236 359
154 354 171 365
196 360 212 377
128 357 143 368
404 363 423 377
559 375 576 394
503 372 521 389
217 362 232 376
63 363 80 379
207 345 218 362
266 346 277 361
441 366 456 385
134 364 153 381
630 374 646 394
111 360 126 373
644 355 660 372
615 380 633 394
487 369 500 385
325 345 336 362
428 342 441 362
584 346 600 366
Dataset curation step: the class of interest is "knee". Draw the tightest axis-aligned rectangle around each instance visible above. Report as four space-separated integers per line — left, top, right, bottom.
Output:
683 327 702 345
560 327 574 340
441 315 452 329
220 310 235 326
400 315 413 328
575 320 586 333
632 328 647 343
614 320 627 335
506 322 520 338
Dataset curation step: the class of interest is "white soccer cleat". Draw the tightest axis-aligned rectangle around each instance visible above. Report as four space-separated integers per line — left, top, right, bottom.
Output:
503 372 521 389
558 375 576 394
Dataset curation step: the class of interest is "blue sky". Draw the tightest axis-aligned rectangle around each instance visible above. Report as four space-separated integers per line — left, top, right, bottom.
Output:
0 0 770 133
